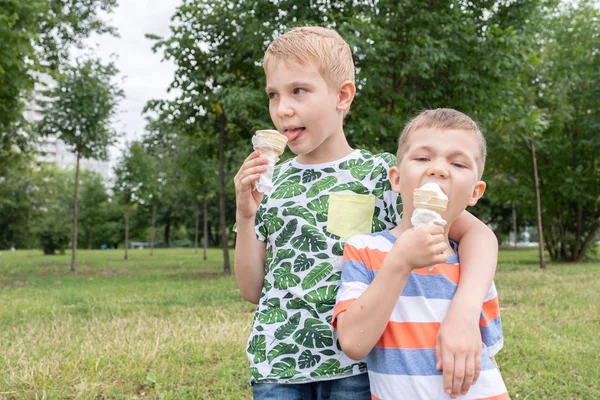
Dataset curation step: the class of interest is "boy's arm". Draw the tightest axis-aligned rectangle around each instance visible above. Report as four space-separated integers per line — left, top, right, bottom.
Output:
234 217 266 304
233 151 269 304
337 261 411 360
337 225 447 360
443 210 498 398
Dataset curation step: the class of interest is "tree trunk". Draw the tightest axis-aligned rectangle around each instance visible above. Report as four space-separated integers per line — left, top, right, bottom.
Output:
70 153 80 272
512 203 518 247
530 138 546 270
218 115 231 274
194 201 199 255
203 195 208 261
88 228 93 250
150 204 156 256
124 209 129 261
164 211 171 248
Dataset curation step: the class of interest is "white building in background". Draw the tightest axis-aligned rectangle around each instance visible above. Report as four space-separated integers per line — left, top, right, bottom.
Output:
36 134 112 182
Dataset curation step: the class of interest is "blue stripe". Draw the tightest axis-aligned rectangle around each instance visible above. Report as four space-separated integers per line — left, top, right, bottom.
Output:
394 273 458 300
341 260 374 286
367 348 498 376
481 316 503 348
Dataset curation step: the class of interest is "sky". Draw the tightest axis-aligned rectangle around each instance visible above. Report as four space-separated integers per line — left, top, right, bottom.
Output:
80 0 182 165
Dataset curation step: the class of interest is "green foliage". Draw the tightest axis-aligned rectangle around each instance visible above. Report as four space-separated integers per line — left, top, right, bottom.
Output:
38 58 123 161
0 0 117 165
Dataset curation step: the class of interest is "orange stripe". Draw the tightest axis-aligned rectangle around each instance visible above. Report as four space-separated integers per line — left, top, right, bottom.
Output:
371 395 381 400
480 297 501 326
343 245 388 271
412 263 460 284
332 299 355 328
476 393 511 400
376 321 440 349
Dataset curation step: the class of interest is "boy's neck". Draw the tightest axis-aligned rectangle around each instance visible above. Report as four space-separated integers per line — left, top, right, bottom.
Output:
296 128 354 165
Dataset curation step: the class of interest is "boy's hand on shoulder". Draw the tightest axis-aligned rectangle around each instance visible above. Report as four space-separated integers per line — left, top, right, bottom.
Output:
234 151 268 220
387 225 448 274
436 310 482 398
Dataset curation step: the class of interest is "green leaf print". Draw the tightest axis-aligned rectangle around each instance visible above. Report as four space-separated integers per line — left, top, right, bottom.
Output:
270 358 300 379
268 343 300 363
298 350 321 369
314 252 330 259
332 242 344 256
293 318 333 349
349 160 375 180
274 166 302 186
373 178 385 199
290 225 328 252
258 308 287 324
372 215 387 233
304 285 338 313
265 247 274 268
339 159 362 170
322 167 336 173
379 152 396 166
250 367 263 380
259 298 287 324
283 293 293 299
283 206 317 226
330 182 369 195
272 176 307 199
325 272 342 282
319 349 336 356
274 312 301 340
306 176 338 198
275 219 298 247
282 201 295 207
301 263 333 290
302 169 322 183
273 248 296 266
310 359 341 378
248 335 266 364
307 195 329 222
264 215 284 234
274 262 301 290
293 253 315 272
370 165 385 181
263 280 272 293
287 298 319 318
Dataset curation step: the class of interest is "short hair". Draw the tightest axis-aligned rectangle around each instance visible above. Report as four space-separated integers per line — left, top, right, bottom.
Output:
263 26 355 89
397 108 487 178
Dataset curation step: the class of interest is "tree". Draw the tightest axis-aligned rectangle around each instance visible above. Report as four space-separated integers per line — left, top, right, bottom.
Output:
38 58 123 271
78 170 109 249
0 0 117 169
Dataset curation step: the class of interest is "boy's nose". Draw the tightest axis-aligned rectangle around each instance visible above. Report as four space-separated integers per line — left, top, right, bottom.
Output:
277 98 294 118
427 161 449 178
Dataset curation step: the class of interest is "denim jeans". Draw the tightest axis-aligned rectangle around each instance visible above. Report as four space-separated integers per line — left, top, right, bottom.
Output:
252 373 371 400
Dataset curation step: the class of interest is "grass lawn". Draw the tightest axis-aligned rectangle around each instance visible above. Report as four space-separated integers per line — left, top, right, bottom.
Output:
0 247 598 399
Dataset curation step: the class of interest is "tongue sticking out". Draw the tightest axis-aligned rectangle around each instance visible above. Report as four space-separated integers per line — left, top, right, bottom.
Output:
284 128 305 142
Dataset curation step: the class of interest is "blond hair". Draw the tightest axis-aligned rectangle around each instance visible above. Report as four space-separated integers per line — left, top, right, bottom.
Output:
263 26 355 89
397 108 487 178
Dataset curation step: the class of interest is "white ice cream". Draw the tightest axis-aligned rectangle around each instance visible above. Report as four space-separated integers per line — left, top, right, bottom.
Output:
411 183 448 270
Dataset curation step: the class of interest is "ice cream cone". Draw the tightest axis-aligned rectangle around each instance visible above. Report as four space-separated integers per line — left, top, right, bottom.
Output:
413 183 448 214
254 129 288 157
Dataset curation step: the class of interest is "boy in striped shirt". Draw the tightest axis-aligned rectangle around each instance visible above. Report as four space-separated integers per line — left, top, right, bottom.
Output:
333 109 509 400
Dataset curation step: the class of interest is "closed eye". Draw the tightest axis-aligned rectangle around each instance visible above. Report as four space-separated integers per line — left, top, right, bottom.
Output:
415 157 429 162
452 162 467 168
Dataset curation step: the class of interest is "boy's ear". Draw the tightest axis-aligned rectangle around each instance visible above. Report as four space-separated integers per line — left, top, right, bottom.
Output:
388 166 401 193
336 80 356 112
468 181 486 206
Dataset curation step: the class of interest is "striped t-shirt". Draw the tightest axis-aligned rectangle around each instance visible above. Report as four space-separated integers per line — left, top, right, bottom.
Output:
333 230 510 400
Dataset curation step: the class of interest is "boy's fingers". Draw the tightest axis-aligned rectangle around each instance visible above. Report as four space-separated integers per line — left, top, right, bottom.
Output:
435 339 442 370
460 356 475 395
473 350 482 384
451 356 466 398
442 351 454 395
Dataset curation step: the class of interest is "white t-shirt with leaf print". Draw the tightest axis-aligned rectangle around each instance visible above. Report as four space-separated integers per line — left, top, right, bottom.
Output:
247 149 402 384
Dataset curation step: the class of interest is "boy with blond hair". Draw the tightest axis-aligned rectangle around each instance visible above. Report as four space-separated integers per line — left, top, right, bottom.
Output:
334 108 509 399
234 27 499 399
